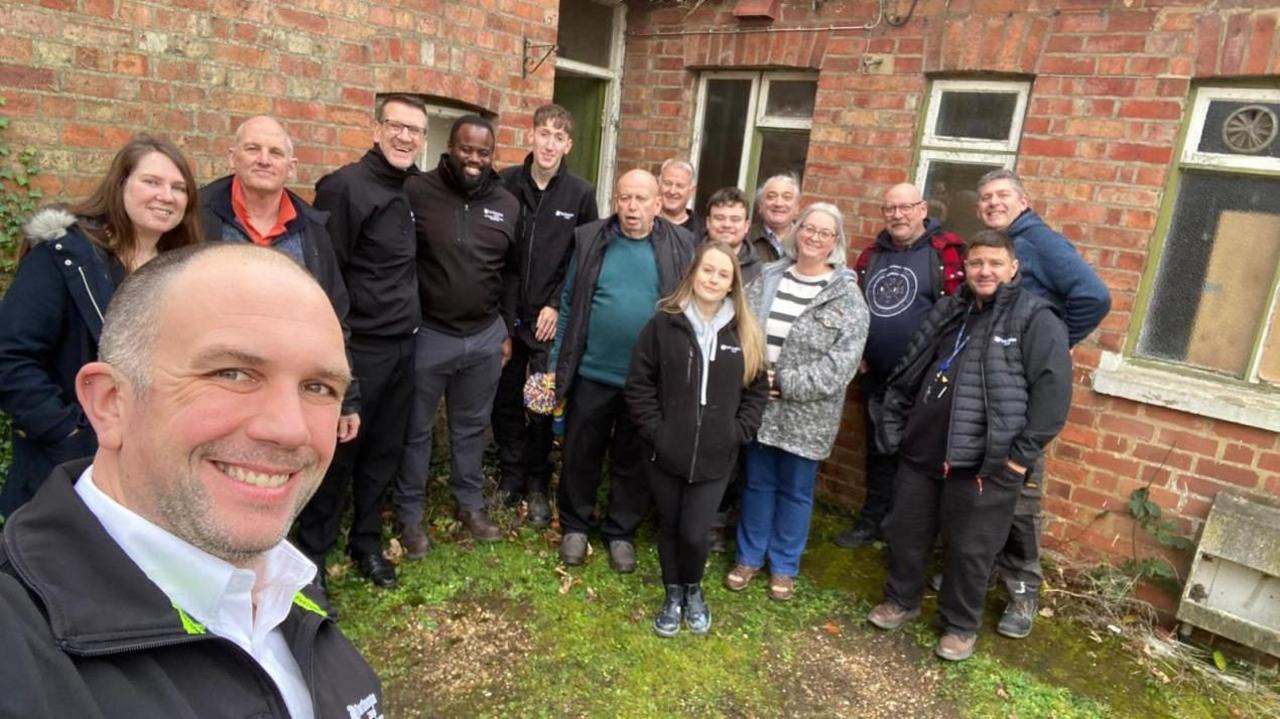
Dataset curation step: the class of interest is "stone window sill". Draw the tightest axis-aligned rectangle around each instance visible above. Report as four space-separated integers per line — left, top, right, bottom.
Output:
1091 352 1280 433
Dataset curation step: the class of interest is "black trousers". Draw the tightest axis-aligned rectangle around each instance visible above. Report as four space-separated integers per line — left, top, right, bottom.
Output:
995 454 1046 598
296 333 415 560
490 322 554 497
883 460 1020 635
854 376 896 531
649 462 730 585
557 377 648 541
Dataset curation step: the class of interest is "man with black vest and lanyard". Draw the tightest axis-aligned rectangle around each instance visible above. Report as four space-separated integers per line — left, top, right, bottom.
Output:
395 115 519 546
867 230 1072 662
492 104 598 526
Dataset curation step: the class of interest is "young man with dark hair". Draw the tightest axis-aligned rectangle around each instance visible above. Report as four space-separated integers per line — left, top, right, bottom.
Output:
705 186 761 285
492 103 599 525
867 230 1072 662
396 114 519 546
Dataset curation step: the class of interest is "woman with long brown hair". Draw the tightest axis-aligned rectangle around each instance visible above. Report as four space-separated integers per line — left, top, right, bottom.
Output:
0 134 201 516
625 241 769 636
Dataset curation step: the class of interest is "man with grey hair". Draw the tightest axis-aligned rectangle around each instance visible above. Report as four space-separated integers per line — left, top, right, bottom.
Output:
0 243 382 717
749 173 801 263
199 115 361 448
973 167 1111 640
658 158 704 240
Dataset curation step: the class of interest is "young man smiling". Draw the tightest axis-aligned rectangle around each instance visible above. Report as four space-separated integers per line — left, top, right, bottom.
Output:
492 104 598 526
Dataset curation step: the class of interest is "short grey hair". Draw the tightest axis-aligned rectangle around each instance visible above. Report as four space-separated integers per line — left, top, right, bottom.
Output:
976 168 1025 197
782 202 848 267
659 158 695 182
754 172 801 207
99 244 314 394
232 115 294 158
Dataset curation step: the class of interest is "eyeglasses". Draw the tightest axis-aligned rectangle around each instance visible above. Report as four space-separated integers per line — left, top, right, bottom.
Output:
881 201 924 216
797 223 837 242
380 119 426 139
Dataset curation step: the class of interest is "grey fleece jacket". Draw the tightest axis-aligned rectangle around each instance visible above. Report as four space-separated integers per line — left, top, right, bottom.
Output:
748 260 869 460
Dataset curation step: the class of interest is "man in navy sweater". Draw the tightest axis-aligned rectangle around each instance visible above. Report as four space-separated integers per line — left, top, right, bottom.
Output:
973 168 1111 639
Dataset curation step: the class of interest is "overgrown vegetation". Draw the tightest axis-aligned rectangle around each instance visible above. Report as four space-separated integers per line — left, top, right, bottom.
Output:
0 98 41 275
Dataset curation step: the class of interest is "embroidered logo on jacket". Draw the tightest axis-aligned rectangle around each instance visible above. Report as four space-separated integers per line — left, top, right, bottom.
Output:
347 693 384 719
719 344 742 354
555 210 576 220
483 208 506 223
993 336 1018 346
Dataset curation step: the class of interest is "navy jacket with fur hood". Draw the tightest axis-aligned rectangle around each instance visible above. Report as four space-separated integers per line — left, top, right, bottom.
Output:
0 208 109 515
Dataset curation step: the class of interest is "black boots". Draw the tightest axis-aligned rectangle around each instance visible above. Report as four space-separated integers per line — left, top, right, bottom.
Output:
683 583 711 634
653 584 684 637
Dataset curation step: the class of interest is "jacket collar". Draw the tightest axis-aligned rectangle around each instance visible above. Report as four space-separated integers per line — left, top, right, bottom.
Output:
361 145 418 184
201 175 327 229
1 461 330 655
874 217 942 251
435 153 501 200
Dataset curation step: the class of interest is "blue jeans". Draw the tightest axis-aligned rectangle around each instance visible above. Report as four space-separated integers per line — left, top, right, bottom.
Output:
735 442 820 576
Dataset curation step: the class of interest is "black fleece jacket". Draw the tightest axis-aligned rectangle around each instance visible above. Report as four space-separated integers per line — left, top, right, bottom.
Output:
313 145 420 337
406 154 520 337
0 460 382 719
624 310 769 483
499 154 598 322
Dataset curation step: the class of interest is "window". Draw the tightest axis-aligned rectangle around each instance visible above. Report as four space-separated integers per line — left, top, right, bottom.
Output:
1094 86 1280 432
1135 87 1280 386
691 72 817 214
914 79 1031 239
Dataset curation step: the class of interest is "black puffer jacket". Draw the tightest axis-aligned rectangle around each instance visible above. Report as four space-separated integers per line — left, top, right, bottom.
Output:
0 460 382 719
499 154 598 322
877 281 1073 477
625 310 769 483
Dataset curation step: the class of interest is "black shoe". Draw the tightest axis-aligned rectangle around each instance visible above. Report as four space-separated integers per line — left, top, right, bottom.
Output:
526 492 551 527
653 585 684 638
457 508 503 542
833 524 880 549
608 540 637 573
997 594 1038 639
353 552 397 589
707 526 727 553
398 521 430 559
559 532 588 565
683 583 711 634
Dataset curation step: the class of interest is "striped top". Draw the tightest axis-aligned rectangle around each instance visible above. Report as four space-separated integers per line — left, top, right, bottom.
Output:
765 268 833 365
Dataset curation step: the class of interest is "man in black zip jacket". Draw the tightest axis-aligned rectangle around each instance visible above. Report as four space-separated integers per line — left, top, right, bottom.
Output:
0 244 381 718
866 230 1072 663
295 95 427 591
491 104 598 526
550 169 695 572
395 115 519 544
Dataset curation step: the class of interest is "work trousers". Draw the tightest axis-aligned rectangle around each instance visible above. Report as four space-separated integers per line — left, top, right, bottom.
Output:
883 460 1021 635
296 333 415 560
557 377 647 541
395 318 506 523
995 454 1046 599
649 462 730 585
490 321 554 497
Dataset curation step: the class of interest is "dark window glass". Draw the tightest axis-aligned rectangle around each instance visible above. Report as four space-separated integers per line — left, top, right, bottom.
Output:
1196 101 1280 159
754 130 809 199
556 0 614 67
921 160 1004 240
1138 171 1280 377
694 79 751 214
935 91 1017 141
764 80 817 119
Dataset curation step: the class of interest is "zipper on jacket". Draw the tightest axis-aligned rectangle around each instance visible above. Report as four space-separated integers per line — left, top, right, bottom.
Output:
686 344 703 483
523 193 545 314
77 267 105 322
457 203 470 244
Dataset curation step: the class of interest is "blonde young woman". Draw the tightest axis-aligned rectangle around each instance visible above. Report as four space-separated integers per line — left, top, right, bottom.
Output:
625 241 769 636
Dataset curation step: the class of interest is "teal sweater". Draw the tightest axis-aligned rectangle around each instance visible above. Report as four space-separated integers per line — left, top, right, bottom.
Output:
552 230 661 388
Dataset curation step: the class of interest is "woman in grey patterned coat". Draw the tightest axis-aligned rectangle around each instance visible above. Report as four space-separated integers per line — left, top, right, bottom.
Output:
724 202 869 601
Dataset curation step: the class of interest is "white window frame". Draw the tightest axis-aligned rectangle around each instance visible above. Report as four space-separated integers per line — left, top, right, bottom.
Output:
913 78 1031 187
690 71 817 197
414 103 471 172
1093 85 1280 432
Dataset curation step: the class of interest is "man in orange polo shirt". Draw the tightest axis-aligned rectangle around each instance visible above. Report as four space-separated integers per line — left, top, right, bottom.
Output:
199 116 361 534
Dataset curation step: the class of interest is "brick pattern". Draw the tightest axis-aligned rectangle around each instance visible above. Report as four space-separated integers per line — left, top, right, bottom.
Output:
617 1 1280 571
0 0 559 199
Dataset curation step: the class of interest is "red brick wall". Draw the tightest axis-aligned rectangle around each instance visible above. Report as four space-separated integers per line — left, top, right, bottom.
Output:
0 0 560 200
618 0 1280 574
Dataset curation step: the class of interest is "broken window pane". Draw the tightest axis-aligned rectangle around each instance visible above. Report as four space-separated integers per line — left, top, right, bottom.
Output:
922 160 1004 240
1138 171 1280 378
935 91 1018 141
